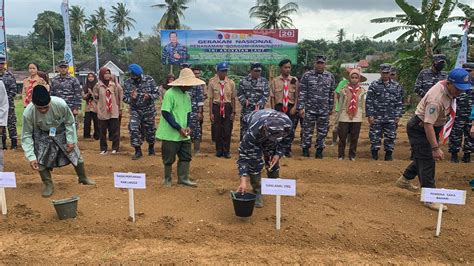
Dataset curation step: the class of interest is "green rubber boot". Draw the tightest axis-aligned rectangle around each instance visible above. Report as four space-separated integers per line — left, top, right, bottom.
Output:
267 168 280 179
75 162 96 185
39 169 54 198
177 161 197 187
250 173 263 208
163 164 172 187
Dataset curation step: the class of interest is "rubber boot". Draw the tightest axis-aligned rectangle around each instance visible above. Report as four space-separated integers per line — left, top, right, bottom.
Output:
132 146 143 160
302 148 309 157
10 138 17 150
371 149 379 160
163 165 172 187
39 169 54 198
1 135 6 150
384 151 393 161
450 152 459 163
148 143 155 156
193 140 201 155
462 152 470 163
75 162 96 185
315 148 323 159
250 173 263 208
177 161 197 187
267 169 280 179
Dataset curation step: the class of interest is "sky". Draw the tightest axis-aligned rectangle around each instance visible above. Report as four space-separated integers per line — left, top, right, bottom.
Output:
6 0 474 41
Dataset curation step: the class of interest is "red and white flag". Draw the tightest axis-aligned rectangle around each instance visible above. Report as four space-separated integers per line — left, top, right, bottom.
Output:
92 35 98 46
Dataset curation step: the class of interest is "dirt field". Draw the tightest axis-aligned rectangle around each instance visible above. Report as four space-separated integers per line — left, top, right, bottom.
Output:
0 115 473 264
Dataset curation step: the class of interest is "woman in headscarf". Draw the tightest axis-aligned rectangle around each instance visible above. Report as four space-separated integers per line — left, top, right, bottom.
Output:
22 63 49 107
83 73 99 140
93 68 121 154
337 69 367 161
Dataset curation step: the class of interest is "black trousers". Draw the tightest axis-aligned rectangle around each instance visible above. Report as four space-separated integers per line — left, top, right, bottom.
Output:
274 103 297 154
337 122 362 158
212 103 233 154
84 112 99 139
403 116 442 188
98 118 120 152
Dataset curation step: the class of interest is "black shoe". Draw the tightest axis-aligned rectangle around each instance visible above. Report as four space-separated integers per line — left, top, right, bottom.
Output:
1 135 6 150
10 138 17 150
451 152 459 163
384 151 393 161
216 151 223 158
148 144 155 156
315 148 323 159
302 148 310 157
371 150 379 160
223 152 231 159
132 147 143 160
462 153 471 163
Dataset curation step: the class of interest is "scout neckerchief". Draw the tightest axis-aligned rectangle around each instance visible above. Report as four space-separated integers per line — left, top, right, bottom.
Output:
347 84 360 120
25 78 36 106
281 77 290 113
439 80 456 144
219 79 226 117
104 84 113 113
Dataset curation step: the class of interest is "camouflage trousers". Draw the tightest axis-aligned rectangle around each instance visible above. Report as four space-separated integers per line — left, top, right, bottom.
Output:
0 132 3 171
369 121 397 152
448 118 473 153
189 112 202 141
300 112 330 149
129 108 156 147
7 105 17 140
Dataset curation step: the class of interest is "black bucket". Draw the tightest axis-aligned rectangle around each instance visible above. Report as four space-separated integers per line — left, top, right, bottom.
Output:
52 196 80 220
231 191 257 217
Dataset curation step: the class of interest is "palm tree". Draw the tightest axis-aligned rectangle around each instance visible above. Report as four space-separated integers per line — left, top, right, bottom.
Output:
85 14 101 37
370 0 462 65
94 7 108 47
152 0 190 30
34 12 62 71
110 3 136 52
69 5 85 43
249 0 299 29
336 28 345 59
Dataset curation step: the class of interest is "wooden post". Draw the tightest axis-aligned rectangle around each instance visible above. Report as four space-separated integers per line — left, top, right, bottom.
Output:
0 187 7 215
128 188 135 222
276 195 281 230
435 204 444 237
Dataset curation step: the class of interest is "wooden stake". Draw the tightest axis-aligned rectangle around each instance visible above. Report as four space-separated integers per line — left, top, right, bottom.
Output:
0 187 7 215
128 188 135 222
435 204 444 237
276 195 281 230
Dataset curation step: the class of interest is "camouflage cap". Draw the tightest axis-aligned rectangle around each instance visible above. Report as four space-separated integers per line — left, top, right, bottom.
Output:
462 62 474 71
315 55 327 63
264 112 293 142
433 54 447 63
380 64 392 73
57 60 68 67
0 55 5 63
250 62 263 71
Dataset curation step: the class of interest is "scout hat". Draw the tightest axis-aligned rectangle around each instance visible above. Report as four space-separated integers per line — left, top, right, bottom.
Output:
32 85 51 106
447 68 471 91
168 68 205 87
343 68 367 82
57 60 68 67
380 64 392 73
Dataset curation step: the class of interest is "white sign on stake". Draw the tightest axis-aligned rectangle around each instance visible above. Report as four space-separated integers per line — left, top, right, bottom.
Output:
261 178 296 230
0 172 16 188
114 172 146 223
420 188 467 237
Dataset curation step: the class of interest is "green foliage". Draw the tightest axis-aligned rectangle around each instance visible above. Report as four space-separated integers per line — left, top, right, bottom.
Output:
249 0 299 29
152 0 190 30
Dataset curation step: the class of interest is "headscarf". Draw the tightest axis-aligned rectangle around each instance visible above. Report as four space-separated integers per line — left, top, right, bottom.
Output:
346 69 362 120
99 67 111 86
84 72 98 94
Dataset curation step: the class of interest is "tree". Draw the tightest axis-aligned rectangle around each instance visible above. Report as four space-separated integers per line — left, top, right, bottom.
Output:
33 11 64 71
249 0 299 29
455 2 474 61
110 3 136 52
370 0 462 66
94 7 109 47
336 28 346 44
152 0 190 29
69 5 85 43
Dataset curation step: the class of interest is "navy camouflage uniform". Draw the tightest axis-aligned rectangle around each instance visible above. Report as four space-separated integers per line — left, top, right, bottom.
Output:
0 71 17 144
237 75 269 140
50 74 82 129
297 70 335 150
123 75 159 147
448 78 474 155
414 55 448 98
237 109 292 197
365 77 404 153
162 43 189 65
188 85 204 141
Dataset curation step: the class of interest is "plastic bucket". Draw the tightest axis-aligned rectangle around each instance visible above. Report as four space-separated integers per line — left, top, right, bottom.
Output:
52 196 80 220
231 191 257 217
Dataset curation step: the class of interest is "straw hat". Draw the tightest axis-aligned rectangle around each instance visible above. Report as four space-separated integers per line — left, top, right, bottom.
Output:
343 68 367 82
168 68 205 87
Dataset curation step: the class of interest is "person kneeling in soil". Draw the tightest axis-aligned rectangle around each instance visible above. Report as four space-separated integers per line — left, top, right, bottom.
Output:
237 109 293 208
21 85 96 197
156 68 205 187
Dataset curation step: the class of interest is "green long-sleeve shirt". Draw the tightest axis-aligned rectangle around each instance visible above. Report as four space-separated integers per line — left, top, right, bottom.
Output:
21 97 77 162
